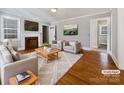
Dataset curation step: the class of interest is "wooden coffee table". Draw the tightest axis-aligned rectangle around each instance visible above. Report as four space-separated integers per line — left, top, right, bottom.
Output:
35 48 61 63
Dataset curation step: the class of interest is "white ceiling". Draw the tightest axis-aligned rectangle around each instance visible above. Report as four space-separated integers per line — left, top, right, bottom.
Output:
0 8 110 23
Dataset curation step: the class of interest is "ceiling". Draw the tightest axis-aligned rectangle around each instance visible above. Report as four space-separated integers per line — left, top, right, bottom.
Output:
0 8 110 23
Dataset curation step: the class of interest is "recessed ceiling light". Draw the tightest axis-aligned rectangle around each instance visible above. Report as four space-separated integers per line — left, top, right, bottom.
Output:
50 8 57 13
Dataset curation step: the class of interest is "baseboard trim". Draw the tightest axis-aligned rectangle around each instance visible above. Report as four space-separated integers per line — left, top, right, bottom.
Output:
18 47 25 51
108 51 120 69
82 47 92 50
92 46 99 48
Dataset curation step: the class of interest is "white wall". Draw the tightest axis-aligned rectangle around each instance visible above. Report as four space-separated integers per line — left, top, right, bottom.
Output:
0 13 49 50
19 18 42 50
110 8 124 69
52 12 111 48
109 8 119 68
111 9 118 59
0 15 1 45
19 19 49 50
52 16 91 48
117 8 124 69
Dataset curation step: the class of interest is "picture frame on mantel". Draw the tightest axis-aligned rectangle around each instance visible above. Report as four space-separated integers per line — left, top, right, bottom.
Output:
63 24 78 35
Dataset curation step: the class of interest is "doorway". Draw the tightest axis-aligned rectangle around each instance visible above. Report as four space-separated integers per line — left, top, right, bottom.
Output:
42 25 49 44
49 25 56 44
90 17 111 52
97 19 108 51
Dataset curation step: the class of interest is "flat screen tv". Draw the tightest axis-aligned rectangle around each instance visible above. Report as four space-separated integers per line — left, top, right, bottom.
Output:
24 20 39 31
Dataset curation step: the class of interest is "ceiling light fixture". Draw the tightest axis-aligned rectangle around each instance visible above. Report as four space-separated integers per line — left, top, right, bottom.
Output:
50 8 57 13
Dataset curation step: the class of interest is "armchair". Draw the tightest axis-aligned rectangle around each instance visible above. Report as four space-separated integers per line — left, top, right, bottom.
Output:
63 41 82 54
51 40 63 50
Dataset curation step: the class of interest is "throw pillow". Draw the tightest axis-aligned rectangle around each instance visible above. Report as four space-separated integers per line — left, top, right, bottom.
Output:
69 41 76 46
0 45 13 66
64 41 69 46
52 40 57 44
9 49 20 61
7 44 14 51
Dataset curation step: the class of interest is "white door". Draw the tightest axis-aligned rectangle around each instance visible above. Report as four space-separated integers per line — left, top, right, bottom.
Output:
49 25 56 44
90 18 98 49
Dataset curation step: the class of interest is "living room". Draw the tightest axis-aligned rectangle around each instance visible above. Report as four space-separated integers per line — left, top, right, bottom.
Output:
0 8 124 85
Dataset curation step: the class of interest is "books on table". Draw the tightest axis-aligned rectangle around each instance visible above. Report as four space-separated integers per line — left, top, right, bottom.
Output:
16 71 30 83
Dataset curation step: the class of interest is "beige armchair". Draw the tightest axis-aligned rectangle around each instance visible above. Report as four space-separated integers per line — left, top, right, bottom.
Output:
63 41 82 54
51 40 63 50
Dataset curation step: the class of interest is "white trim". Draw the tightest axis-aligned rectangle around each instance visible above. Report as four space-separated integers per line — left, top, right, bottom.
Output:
95 17 110 21
82 47 92 50
1 15 20 41
52 11 110 23
1 15 19 20
108 51 120 69
18 47 25 51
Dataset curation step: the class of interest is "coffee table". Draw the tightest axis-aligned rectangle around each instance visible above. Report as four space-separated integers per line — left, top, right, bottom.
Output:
35 48 61 63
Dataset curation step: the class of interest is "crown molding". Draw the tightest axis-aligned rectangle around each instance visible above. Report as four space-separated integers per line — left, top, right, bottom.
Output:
0 10 50 24
51 11 111 23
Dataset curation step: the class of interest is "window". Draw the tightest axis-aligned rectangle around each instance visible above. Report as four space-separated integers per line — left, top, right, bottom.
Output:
99 25 108 35
1 16 20 40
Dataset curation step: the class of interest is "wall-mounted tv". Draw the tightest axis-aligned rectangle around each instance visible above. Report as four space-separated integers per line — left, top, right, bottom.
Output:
24 20 39 31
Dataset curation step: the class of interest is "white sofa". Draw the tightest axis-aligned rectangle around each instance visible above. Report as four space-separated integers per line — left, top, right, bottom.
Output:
0 54 38 85
0 40 38 85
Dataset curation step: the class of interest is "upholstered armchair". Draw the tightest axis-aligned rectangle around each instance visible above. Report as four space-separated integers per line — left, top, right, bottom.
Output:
51 40 63 50
63 41 82 54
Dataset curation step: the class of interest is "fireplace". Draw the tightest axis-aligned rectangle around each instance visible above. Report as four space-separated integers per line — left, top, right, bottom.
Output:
25 37 38 50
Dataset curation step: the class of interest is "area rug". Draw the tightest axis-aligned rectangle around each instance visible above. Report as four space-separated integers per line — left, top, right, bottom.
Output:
25 51 82 85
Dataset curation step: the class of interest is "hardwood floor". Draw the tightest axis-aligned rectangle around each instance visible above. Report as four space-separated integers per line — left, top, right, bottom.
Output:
57 50 124 85
18 49 124 85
